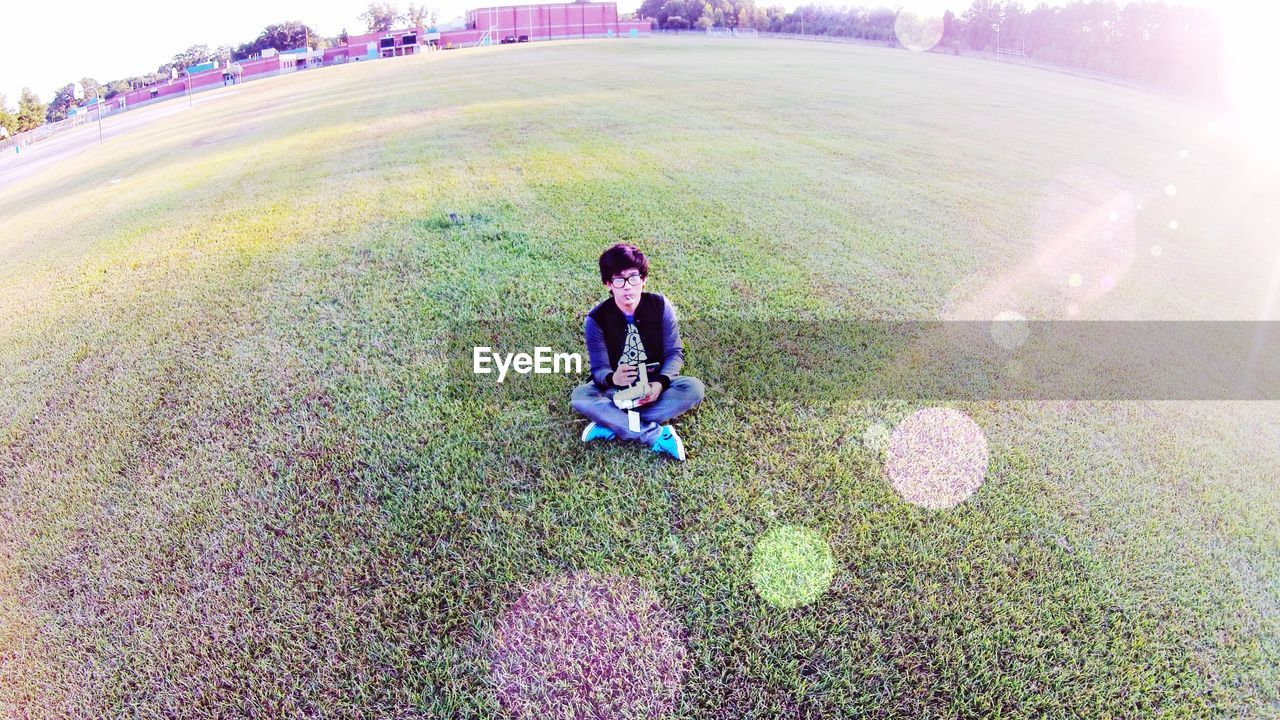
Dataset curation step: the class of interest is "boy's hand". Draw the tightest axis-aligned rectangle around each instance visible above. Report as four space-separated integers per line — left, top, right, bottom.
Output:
636 382 663 406
612 364 638 387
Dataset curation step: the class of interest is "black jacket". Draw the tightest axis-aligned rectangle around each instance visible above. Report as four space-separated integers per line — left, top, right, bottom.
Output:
584 292 684 390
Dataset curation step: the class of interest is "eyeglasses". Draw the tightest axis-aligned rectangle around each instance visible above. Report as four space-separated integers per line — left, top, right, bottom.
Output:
609 274 645 289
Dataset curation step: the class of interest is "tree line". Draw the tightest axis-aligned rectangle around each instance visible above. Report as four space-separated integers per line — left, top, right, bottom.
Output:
2 3 437 134
637 0 1223 95
0 90 46 138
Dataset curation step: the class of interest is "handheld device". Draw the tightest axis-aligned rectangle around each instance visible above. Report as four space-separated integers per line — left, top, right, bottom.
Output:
613 362 660 432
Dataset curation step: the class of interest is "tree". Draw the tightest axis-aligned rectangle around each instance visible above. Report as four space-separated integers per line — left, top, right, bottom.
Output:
999 2 1028 51
638 0 664 21
625 0 1220 96
104 80 132 99
406 3 432 27
0 94 16 137
233 21 315 59
360 2 402 32
963 0 1001 50
47 76 106 123
866 7 895 40
1024 2 1057 58
156 44 221 78
765 5 786 31
17 88 46 132
46 84 76 123
655 0 689 27
260 23 293 54
941 9 965 54
174 44 216 69
79 77 102 100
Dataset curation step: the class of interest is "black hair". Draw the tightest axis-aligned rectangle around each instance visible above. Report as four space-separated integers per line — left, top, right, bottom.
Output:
598 243 649 284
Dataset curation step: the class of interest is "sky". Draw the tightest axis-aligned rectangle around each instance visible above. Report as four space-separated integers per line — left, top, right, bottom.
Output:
0 0 1248 110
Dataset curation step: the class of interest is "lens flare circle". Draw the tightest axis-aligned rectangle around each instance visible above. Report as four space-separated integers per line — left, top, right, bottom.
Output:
490 571 688 720
862 421 891 454
885 407 989 510
894 10 945 52
990 310 1029 350
750 525 836 609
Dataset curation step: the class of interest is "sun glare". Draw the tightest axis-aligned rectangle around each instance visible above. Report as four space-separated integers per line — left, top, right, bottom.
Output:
1221 4 1280 163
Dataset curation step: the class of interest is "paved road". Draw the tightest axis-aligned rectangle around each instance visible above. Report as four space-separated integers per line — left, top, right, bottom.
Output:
0 87 241 190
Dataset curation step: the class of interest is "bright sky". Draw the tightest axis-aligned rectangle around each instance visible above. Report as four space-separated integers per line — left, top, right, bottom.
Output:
0 0 1252 111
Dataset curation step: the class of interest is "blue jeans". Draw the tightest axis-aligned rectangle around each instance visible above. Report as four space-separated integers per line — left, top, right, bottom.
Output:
571 376 706 445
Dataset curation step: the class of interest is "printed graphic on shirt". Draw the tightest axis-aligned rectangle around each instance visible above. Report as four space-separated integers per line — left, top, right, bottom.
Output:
619 323 647 374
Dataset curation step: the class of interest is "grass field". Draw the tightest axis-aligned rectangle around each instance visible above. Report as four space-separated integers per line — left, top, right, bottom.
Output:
1 36 1278 718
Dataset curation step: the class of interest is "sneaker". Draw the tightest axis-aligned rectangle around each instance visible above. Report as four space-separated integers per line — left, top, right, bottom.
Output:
650 425 686 461
581 421 616 443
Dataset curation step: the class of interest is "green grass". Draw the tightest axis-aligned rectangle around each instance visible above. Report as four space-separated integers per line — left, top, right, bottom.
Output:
1 37 1278 718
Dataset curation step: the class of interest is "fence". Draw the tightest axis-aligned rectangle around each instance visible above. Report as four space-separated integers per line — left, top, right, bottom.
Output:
0 105 105 154
0 62 287 156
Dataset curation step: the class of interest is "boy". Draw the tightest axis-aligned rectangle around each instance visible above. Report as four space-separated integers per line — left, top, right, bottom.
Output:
570 244 705 461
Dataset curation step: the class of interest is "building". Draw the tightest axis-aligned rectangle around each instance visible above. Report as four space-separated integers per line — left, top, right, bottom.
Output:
103 2 651 112
349 3 651 51
280 47 327 69
452 3 651 45
346 27 436 57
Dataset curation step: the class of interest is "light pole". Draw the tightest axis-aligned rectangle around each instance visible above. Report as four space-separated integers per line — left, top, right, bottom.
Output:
91 86 104 143
72 82 104 144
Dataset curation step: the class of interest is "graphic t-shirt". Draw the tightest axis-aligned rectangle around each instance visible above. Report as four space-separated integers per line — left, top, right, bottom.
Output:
618 314 646 384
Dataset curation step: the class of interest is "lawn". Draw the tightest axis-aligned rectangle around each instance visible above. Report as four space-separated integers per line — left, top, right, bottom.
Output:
1 36 1277 718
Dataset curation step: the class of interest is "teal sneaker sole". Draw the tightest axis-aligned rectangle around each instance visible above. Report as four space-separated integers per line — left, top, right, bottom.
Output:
581 421 615 442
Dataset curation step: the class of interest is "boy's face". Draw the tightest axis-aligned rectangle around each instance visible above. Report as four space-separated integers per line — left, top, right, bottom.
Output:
606 267 646 307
